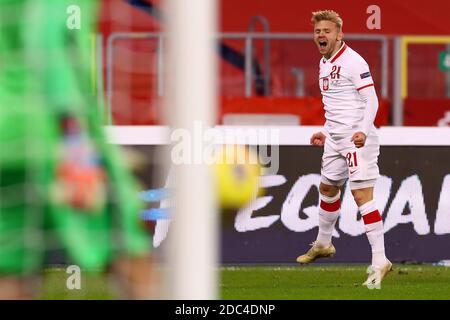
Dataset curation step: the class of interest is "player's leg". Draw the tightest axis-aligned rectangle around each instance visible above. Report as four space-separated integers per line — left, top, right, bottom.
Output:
297 137 347 264
346 133 391 287
351 183 391 288
351 184 388 268
315 181 341 248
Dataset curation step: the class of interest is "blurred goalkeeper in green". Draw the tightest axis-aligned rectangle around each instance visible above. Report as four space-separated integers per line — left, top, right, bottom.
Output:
0 0 153 299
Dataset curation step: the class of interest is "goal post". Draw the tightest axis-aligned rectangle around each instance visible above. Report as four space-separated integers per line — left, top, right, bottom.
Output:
164 0 219 299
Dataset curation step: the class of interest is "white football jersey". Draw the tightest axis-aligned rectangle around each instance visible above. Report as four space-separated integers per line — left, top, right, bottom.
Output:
319 42 376 137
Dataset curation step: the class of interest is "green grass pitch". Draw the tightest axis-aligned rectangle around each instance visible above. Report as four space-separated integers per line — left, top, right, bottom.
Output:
39 265 450 300
220 265 450 300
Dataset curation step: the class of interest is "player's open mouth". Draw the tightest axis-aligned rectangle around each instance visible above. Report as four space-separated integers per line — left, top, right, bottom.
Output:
319 41 327 50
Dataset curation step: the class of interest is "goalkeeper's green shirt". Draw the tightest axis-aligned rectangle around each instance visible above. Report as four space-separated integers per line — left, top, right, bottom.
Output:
0 0 151 273
0 0 99 165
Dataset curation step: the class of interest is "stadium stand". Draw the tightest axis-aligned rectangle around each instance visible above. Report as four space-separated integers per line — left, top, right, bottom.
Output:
98 0 450 126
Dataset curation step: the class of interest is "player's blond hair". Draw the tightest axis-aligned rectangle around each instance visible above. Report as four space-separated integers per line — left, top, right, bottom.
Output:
311 10 343 31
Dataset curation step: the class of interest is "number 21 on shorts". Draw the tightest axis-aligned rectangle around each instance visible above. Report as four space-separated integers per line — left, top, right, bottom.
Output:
346 152 358 168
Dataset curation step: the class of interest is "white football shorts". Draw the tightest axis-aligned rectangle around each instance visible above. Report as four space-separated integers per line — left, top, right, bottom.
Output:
320 130 380 190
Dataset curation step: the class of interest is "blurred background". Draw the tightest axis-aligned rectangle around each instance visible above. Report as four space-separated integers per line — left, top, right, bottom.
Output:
100 0 450 127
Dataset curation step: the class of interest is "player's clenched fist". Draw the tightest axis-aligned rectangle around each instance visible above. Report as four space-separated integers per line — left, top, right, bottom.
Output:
310 132 326 146
351 131 366 148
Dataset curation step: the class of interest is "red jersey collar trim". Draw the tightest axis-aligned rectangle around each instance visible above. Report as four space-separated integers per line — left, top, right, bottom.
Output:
330 42 347 63
323 42 347 64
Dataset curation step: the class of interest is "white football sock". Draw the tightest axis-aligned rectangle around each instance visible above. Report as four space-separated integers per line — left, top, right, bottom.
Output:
315 191 341 247
360 199 387 267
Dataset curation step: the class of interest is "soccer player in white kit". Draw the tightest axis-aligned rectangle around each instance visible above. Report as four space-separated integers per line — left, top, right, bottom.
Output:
296 10 392 288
